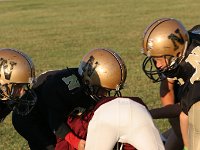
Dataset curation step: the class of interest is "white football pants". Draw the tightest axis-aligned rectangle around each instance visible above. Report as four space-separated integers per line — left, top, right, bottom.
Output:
85 97 164 150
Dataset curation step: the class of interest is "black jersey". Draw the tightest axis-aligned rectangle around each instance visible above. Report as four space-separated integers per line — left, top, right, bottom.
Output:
164 31 200 114
34 68 95 138
0 101 11 122
12 68 95 150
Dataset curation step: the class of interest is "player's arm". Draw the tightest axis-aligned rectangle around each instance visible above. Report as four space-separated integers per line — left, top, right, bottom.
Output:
0 101 11 122
47 103 84 150
160 78 175 106
149 79 181 119
44 78 84 150
46 97 83 150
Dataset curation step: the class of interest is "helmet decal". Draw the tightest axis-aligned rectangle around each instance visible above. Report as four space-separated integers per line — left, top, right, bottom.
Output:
147 39 154 56
0 57 17 80
82 56 98 77
168 28 184 51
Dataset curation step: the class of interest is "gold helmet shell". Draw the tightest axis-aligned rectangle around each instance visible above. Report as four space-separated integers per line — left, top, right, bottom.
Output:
142 18 189 58
78 48 127 91
0 48 35 85
0 48 36 116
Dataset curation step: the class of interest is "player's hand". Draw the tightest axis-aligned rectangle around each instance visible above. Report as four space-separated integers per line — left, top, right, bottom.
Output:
78 139 85 150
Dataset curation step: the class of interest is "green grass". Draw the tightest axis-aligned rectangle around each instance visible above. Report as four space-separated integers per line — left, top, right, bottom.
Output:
0 0 200 149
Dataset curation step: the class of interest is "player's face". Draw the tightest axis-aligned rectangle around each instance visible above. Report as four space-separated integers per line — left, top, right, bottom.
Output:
0 84 26 100
153 57 169 71
12 85 26 98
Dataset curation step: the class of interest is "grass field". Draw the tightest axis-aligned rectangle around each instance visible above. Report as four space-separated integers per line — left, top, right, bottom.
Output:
0 0 200 149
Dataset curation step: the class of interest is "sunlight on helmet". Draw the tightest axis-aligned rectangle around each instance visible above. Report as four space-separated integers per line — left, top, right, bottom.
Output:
98 66 105 74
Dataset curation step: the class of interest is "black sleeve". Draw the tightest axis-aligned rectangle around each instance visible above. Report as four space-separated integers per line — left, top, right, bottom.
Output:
42 78 72 139
149 103 182 119
0 102 11 122
48 109 71 138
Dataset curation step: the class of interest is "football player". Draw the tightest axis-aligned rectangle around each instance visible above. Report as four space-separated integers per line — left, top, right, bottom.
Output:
0 48 36 122
12 48 127 150
84 96 165 150
149 79 184 150
56 97 165 150
141 18 200 150
55 49 165 150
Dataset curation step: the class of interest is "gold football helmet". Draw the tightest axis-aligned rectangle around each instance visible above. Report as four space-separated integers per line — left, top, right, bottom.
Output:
78 48 127 100
0 48 36 115
141 18 189 82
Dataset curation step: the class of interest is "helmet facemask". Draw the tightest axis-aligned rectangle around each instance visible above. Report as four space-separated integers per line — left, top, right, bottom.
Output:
0 83 37 116
13 87 37 116
84 85 110 101
142 55 182 82
83 84 122 101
